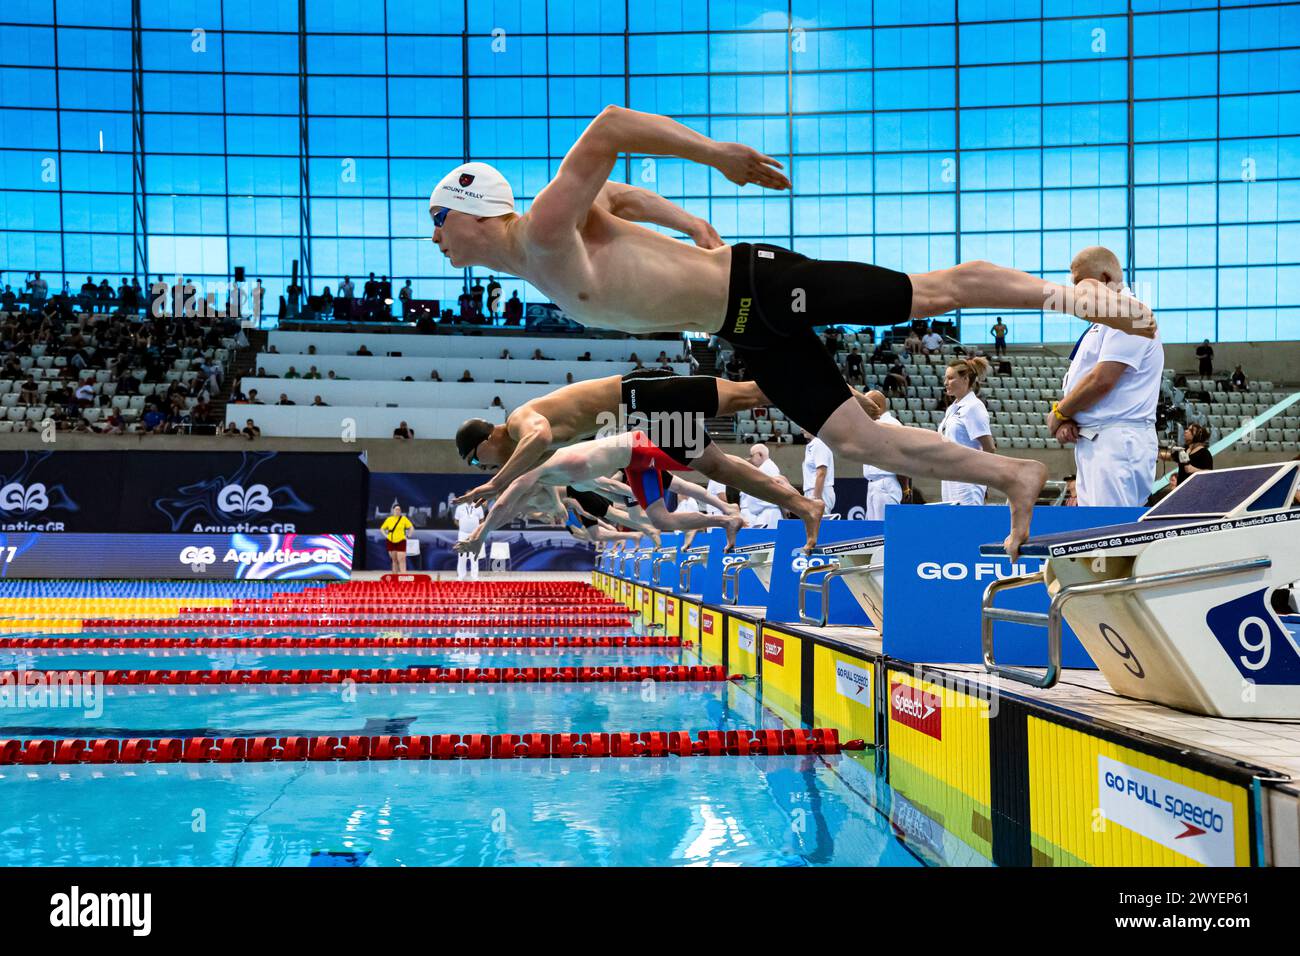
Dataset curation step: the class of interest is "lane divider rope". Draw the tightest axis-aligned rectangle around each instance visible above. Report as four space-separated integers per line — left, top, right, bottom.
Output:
0 635 685 649
0 664 732 685
0 729 865 765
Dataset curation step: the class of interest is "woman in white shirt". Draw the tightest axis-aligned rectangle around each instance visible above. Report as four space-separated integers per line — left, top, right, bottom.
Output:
938 356 995 505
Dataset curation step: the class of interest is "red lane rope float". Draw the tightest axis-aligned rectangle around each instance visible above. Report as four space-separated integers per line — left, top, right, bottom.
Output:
0 729 865 765
0 664 732 685
78 616 634 629
0 635 686 649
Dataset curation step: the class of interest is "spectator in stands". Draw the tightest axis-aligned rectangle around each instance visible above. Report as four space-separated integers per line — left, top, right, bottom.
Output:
991 317 1008 357
655 350 671 366
1159 423 1213 483
458 369 474 383
393 421 415 440
565 372 574 385
402 375 415 382
499 348 512 360
73 379 94 408
628 351 641 365
18 377 38 404
578 351 591 361
823 327 842 360
845 346 864 385
242 418 261 440
312 395 328 406
470 279 484 316
364 273 379 300
116 370 140 396
921 324 943 357
1230 364 1248 393
142 404 165 433
277 393 295 405
724 353 743 381
430 369 441 382
532 348 551 361
319 286 333 316
78 276 96 312
307 345 317 355
356 344 373 357
339 276 354 301
284 366 300 379
883 358 909 398
101 408 126 434
503 291 523 326
486 276 502 319
903 328 922 355
246 388 264 404
1196 339 1214 377
26 272 48 310
1 286 15 311
490 396 506 413
399 280 412 316
253 279 264 326
222 421 240 436
328 370 348 381
95 279 113 312
303 366 322 380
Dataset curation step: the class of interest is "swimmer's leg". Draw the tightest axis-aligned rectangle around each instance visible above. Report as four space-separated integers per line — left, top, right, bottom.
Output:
816 397 1046 560
907 261 1155 338
714 379 770 415
669 475 739 516
690 444 823 552
645 499 743 551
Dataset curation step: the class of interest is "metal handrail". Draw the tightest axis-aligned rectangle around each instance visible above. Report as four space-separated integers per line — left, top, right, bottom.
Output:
981 556 1273 688
631 550 652 579
721 554 766 606
797 561 839 625
800 563 879 626
678 548 710 594
651 549 678 586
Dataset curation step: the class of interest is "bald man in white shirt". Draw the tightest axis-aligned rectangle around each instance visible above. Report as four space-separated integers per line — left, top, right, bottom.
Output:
740 443 784 528
1049 246 1163 507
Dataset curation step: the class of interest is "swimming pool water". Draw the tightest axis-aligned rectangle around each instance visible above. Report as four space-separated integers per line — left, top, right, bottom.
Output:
0 625 978 867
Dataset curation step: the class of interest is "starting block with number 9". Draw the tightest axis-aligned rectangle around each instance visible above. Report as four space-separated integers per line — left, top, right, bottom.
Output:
980 462 1300 718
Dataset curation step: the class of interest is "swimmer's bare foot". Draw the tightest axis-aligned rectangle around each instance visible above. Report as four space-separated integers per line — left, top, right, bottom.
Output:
722 514 744 551
791 496 825 552
725 501 742 517
1001 458 1048 562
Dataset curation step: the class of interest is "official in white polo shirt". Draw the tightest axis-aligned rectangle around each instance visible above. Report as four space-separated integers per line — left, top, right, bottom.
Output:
937 356 995 505
860 390 905 519
1049 246 1163 507
740 443 783 528
800 430 836 514
453 500 485 580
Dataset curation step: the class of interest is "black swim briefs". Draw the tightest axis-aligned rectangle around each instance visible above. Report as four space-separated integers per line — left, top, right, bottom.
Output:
618 369 717 466
716 242 913 435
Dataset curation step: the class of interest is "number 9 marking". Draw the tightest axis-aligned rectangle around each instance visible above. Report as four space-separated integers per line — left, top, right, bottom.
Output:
1236 616 1272 672
1099 623 1145 679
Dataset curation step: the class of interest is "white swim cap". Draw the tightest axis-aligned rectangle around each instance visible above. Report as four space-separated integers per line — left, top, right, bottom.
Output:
429 162 515 218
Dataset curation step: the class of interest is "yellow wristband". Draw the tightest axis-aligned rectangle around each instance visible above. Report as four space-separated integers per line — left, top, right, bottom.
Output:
1052 402 1069 422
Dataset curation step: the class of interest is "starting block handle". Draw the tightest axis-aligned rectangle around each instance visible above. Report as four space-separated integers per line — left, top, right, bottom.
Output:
801 563 880 627
721 554 765 606
678 553 709 594
797 561 839 626
981 556 1275 689
651 550 678 586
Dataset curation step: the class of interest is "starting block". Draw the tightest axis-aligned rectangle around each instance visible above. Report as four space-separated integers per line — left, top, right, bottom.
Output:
981 463 1300 718
722 540 776 605
797 536 886 628
677 546 711 594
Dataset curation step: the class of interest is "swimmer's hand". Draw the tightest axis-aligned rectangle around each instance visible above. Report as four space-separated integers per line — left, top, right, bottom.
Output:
688 218 724 250
454 482 496 506
712 142 790 191
453 535 481 555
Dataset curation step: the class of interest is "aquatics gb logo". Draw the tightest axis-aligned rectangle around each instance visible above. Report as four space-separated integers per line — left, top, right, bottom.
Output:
0 481 49 513
216 483 274 515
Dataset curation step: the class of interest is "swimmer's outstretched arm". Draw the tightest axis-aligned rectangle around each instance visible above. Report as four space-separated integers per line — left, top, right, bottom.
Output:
529 106 789 241
597 181 723 249
591 475 636 502
457 408 553 505
455 471 542 553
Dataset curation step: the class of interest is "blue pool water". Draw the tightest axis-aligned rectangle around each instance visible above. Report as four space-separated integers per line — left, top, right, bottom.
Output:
1 645 687 671
0 625 970 867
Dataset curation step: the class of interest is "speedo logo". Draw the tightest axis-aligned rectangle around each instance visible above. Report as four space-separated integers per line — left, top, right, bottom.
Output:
732 297 752 335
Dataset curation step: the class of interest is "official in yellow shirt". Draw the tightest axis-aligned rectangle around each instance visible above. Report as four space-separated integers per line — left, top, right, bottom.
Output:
380 504 415 572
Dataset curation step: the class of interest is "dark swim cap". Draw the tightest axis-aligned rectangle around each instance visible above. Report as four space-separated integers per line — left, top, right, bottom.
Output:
456 418 495 462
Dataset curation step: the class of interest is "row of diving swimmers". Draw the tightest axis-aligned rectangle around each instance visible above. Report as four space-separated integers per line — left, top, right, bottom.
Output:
377 357 993 570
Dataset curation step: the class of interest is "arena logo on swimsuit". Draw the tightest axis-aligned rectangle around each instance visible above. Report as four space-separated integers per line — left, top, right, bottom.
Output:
732 297 752 335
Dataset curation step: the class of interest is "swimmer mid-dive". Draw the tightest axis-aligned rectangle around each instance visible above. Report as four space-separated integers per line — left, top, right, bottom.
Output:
430 109 1156 557
455 432 744 556
454 368 823 551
